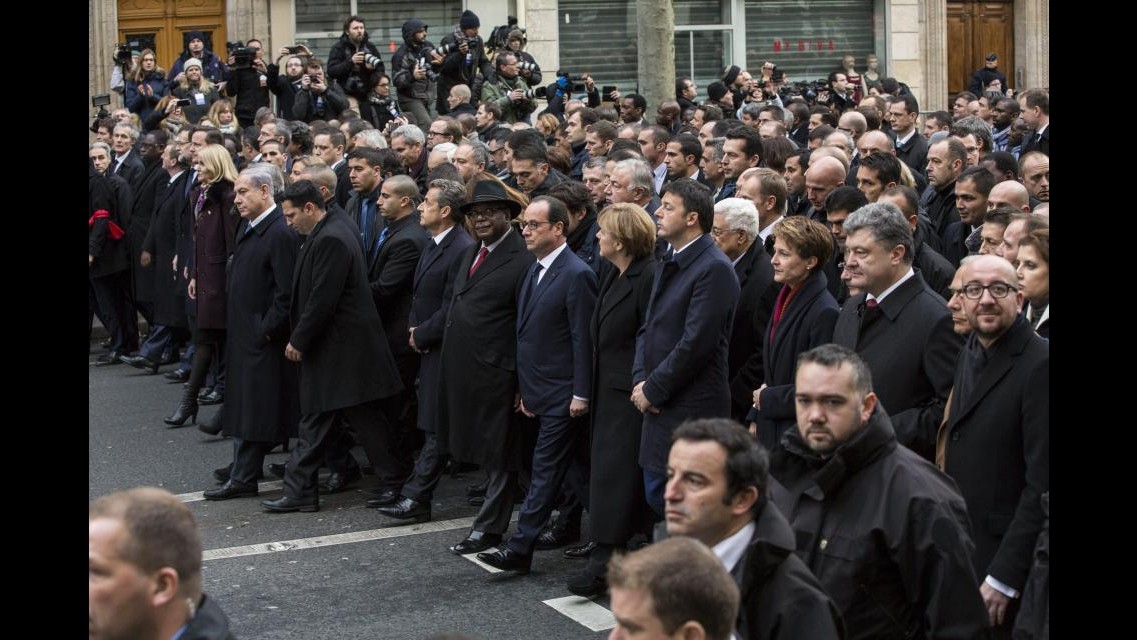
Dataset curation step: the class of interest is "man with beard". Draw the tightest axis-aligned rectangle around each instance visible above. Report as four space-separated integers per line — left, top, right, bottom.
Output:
392 19 441 130
327 15 385 122
990 97 1019 151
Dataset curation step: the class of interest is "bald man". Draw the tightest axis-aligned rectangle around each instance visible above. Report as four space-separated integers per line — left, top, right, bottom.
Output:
837 111 867 186
803 156 846 225
987 181 1031 213
857 129 928 193
1019 152 1049 203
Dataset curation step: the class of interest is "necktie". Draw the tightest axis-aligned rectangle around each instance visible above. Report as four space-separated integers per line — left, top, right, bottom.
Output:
110 158 121 174
360 200 375 248
375 226 389 251
468 246 489 277
865 297 879 309
525 263 544 307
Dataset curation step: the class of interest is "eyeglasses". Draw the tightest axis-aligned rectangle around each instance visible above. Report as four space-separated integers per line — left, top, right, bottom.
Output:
954 282 1018 300
377 82 390 87
470 207 508 219
428 131 449 137
519 220 553 231
710 227 738 237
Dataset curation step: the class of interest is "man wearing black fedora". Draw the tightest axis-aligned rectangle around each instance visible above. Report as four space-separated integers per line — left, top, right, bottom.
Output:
440 179 536 554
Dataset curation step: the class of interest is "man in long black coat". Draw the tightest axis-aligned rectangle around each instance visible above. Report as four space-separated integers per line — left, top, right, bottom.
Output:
126 131 169 327
204 167 301 500
262 180 404 513
442 181 535 554
89 154 136 364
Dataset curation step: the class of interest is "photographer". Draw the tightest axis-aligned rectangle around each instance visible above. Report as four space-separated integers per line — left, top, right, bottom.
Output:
167 31 229 86
327 15 385 121
436 10 494 116
222 39 271 128
503 29 541 88
480 52 536 125
111 48 139 96
543 73 601 119
392 19 441 130
125 49 169 124
267 46 311 119
170 58 219 126
292 58 349 124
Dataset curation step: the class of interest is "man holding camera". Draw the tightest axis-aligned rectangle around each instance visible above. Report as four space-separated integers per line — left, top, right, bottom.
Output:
293 58 348 124
222 38 271 128
481 52 536 125
437 10 494 116
167 31 229 86
503 29 542 88
393 19 442 130
327 15 385 122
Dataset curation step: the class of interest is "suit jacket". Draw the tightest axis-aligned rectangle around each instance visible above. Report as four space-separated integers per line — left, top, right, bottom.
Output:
634 234 740 474
410 225 475 435
332 160 352 209
728 240 780 420
943 318 1049 591
920 181 960 245
127 159 168 304
832 273 963 461
895 131 928 174
517 246 598 417
1020 125 1050 156
344 187 386 257
113 150 146 191
442 229 536 468
368 213 431 358
289 208 403 414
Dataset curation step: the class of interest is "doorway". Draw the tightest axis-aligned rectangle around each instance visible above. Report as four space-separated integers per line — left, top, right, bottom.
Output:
946 1 1014 95
117 0 227 72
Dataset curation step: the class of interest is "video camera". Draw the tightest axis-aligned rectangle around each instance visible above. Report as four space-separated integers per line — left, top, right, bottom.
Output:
369 95 402 119
439 36 478 56
417 47 439 82
784 80 828 105
487 16 524 54
227 41 254 69
555 71 586 94
114 40 143 66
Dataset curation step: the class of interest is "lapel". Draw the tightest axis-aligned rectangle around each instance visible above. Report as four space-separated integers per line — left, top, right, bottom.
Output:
598 256 649 325
160 172 188 207
734 240 762 288
458 229 520 294
770 271 825 348
414 236 443 287
519 247 568 329
948 324 1030 428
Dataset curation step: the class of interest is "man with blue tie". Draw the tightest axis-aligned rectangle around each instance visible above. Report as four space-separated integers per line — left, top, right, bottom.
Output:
345 147 387 258
632 179 741 516
477 196 598 573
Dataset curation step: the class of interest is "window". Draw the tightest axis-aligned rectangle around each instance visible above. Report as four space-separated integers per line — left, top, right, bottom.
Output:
744 0 880 82
294 0 463 65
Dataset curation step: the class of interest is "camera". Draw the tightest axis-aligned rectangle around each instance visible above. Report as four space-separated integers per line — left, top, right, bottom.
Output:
176 98 193 106
487 16 523 53
363 53 383 68
416 47 439 82
517 61 537 73
439 36 477 56
227 41 253 69
286 46 304 55
369 95 401 119
114 39 143 66
522 86 546 100
556 71 586 94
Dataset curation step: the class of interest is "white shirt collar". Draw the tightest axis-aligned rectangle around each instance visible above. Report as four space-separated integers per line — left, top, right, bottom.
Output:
115 148 131 162
671 233 703 256
168 170 186 185
895 129 917 147
758 215 783 242
247 204 277 230
869 267 916 304
1036 123 1048 136
481 225 512 252
713 521 755 574
433 225 455 245
536 241 569 274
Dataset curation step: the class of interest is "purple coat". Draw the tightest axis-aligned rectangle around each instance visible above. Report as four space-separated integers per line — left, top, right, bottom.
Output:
189 179 238 329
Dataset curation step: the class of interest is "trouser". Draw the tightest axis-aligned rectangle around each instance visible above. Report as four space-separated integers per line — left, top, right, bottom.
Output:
90 270 138 353
230 438 275 487
398 96 433 132
285 398 402 499
137 324 187 361
507 414 590 555
472 468 521 535
400 430 447 502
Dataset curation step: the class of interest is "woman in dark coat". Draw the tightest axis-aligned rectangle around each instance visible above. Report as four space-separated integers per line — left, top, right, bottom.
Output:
748 216 839 452
125 49 169 125
568 203 659 596
165 144 239 426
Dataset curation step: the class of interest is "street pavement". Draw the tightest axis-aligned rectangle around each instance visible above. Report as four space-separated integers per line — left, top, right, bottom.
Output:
89 349 614 639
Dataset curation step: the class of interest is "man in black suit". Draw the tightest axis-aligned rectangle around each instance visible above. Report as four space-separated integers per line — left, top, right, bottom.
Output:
204 166 301 500
312 130 352 209
889 94 928 174
111 122 146 190
939 255 1049 635
633 179 741 515
377 179 475 523
443 180 536 554
711 197 778 422
262 181 405 513
921 137 966 248
1017 89 1049 157
124 131 169 333
832 202 964 461
478 196 598 573
344 147 387 258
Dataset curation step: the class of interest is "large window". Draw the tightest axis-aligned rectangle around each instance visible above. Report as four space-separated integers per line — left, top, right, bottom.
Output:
294 0 464 65
744 0 880 83
557 1 639 93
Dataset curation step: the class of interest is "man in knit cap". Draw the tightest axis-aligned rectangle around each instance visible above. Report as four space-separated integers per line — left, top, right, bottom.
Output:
437 10 494 116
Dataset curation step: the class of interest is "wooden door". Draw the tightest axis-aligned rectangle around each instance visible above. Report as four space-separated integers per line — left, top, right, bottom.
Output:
946 1 1014 96
117 0 227 72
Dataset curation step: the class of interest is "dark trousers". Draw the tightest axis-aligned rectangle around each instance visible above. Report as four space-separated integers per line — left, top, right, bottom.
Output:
285 399 400 499
137 324 187 361
90 271 138 353
400 430 447 502
507 414 590 555
472 468 522 535
230 438 274 487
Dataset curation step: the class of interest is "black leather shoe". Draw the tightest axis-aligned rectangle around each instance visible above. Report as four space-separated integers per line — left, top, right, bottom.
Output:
563 541 598 559
203 481 259 501
164 368 190 383
566 571 607 598
159 350 180 365
95 350 124 366
450 532 502 555
377 497 431 523
364 488 400 508
266 463 287 479
199 390 224 405
121 354 159 373
262 495 319 512
465 478 489 497
467 495 485 506
535 526 581 551
477 548 532 574
213 465 264 484
320 467 362 494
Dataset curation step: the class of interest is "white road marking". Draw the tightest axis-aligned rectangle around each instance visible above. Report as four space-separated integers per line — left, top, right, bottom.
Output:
543 595 616 632
459 547 505 573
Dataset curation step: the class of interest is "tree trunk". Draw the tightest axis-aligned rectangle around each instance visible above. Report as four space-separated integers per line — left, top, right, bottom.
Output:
637 0 675 115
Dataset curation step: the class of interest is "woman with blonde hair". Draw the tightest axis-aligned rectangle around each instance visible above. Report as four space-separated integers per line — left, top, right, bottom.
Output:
144 94 188 136
205 99 238 134
170 57 219 127
125 49 168 124
165 144 240 426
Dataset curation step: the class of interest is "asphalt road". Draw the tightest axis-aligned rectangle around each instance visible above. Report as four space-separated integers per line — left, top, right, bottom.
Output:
89 352 613 639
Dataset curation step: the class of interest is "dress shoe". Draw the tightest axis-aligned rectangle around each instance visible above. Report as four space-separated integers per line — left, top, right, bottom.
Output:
477 548 532 574
164 388 198 427
450 532 503 555
465 478 489 498
566 571 607 598
120 354 159 374
563 541 598 559
377 497 431 523
213 465 264 483
467 495 485 507
164 368 190 383
95 350 124 366
319 467 363 494
199 390 224 405
365 488 400 508
159 350 181 365
266 463 287 479
535 525 581 551
262 495 319 513
198 410 223 436
100 337 113 350
203 481 259 500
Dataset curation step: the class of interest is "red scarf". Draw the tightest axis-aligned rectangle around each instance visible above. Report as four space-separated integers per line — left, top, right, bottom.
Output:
768 283 801 342
88 209 125 240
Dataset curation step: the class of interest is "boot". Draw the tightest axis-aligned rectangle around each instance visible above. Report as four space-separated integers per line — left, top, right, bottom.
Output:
198 410 222 436
164 387 199 427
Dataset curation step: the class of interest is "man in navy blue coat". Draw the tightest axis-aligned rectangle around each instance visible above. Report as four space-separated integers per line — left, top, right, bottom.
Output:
478 196 598 573
632 179 740 515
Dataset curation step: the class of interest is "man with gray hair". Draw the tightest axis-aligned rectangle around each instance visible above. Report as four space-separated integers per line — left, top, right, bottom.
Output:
950 116 995 167
713 197 779 421
450 140 489 182
352 128 388 150
111 122 146 189
832 202 964 461
606 157 661 213
391 123 429 192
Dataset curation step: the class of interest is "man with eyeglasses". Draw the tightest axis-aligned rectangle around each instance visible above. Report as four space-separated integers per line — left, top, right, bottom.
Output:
938 254 1049 637
833 202 964 462
425 116 460 151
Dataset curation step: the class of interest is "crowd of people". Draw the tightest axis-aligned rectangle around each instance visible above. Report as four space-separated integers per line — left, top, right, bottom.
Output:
90 13 1050 639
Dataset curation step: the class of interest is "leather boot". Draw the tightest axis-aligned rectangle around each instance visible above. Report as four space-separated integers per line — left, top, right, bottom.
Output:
164 387 199 427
